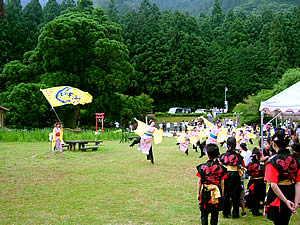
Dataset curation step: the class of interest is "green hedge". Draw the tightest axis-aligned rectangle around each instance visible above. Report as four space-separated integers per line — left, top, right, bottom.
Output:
154 112 207 117
0 128 127 142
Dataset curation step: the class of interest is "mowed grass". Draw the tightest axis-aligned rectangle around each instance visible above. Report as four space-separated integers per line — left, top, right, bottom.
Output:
0 138 300 224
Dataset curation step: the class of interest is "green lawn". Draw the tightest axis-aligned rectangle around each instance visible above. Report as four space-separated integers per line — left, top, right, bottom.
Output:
0 138 299 224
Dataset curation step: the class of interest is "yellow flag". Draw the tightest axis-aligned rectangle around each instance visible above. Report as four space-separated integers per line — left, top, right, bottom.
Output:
41 86 92 107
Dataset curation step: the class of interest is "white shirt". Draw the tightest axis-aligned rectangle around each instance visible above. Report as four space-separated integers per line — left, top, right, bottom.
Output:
241 150 252 167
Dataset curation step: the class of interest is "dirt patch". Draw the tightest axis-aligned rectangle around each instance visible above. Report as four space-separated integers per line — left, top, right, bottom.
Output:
42 151 64 159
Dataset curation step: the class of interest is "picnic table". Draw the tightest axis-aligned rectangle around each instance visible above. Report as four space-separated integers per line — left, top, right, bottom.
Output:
65 140 102 151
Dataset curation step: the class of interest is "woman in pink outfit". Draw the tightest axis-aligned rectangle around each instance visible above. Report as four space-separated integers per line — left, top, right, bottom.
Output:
207 120 222 145
140 120 156 164
179 130 190 155
53 122 63 152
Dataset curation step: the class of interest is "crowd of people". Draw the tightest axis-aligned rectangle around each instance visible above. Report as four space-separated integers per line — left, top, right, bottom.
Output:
193 118 300 225
129 116 300 225
160 118 240 134
49 113 300 224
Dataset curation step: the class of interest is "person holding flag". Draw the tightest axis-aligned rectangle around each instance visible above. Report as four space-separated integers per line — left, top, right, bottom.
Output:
52 122 63 152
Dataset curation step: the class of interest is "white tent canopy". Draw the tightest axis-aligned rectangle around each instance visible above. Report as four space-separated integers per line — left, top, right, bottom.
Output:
259 81 300 120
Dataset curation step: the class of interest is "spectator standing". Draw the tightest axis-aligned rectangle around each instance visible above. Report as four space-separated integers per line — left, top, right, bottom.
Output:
166 121 171 132
174 121 178 132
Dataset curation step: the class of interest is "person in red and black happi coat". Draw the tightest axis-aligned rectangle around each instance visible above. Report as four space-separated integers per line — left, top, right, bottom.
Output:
196 144 227 225
219 137 244 218
246 147 265 216
265 128 300 225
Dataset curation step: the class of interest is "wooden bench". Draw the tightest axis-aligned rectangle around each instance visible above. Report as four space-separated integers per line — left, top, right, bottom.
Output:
80 146 99 151
86 140 103 145
62 144 69 148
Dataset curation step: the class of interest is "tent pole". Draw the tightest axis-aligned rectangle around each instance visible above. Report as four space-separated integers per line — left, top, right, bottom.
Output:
263 112 282 129
261 110 264 149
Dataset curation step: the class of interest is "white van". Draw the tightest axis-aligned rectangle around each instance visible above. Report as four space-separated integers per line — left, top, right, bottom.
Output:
195 109 207 114
168 107 184 114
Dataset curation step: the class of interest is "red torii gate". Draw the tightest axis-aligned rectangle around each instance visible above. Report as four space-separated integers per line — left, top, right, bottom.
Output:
95 113 105 133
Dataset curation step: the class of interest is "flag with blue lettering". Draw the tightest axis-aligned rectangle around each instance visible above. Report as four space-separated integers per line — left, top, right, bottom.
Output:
41 86 92 107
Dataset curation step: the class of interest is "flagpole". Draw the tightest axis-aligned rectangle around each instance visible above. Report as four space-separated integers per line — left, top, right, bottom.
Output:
52 107 62 124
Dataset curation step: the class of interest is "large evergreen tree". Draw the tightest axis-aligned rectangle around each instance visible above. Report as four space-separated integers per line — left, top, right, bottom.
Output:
60 0 76 12
42 0 61 25
107 0 119 23
22 0 43 54
268 17 288 81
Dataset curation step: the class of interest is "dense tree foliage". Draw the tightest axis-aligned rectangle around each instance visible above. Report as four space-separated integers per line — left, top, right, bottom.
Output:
1 0 300 128
42 0 61 25
121 0 300 111
0 83 51 128
0 2 152 128
94 0 299 16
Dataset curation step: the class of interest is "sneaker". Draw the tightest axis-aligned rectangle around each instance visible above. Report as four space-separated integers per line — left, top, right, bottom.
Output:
252 212 262 216
223 214 230 218
241 212 247 217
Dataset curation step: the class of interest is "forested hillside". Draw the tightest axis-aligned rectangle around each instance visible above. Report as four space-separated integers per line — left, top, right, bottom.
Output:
94 0 299 15
1 0 300 128
19 0 300 15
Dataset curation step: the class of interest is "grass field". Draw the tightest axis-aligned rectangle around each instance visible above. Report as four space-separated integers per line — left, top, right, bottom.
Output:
1 138 300 224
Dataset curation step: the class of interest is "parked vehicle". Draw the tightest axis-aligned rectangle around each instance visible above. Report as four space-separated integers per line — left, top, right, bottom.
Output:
183 107 195 113
168 107 184 114
195 109 207 114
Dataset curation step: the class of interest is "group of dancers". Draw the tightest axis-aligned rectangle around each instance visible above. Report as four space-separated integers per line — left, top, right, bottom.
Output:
176 116 255 157
194 122 300 225
130 117 300 225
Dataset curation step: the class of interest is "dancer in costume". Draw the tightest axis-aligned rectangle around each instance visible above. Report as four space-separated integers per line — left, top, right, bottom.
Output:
177 130 190 155
265 128 300 225
196 144 227 225
219 137 244 218
191 127 200 153
292 143 300 162
199 117 223 158
237 143 250 217
246 147 265 216
260 137 275 164
200 116 222 145
129 136 141 147
52 122 63 152
236 130 249 149
132 119 163 164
